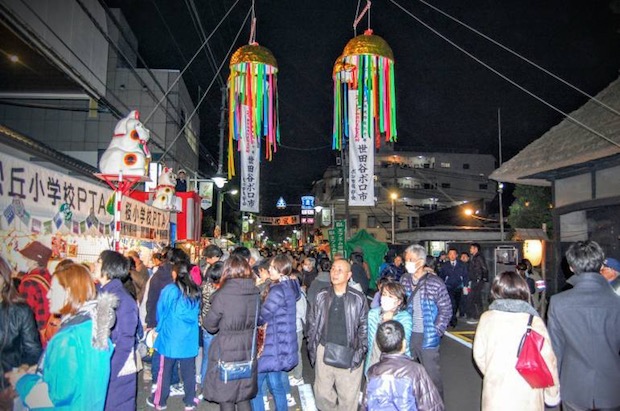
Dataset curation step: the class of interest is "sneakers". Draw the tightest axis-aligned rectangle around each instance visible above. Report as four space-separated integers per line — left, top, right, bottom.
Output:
169 383 185 397
146 396 167 410
286 393 297 407
466 318 479 325
289 376 304 386
184 397 200 410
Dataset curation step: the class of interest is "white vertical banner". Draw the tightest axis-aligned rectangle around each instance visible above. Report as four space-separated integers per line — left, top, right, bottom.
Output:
240 108 260 213
348 90 375 206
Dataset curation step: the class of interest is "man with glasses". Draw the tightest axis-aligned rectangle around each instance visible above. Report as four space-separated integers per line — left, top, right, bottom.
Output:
307 259 368 411
401 244 452 398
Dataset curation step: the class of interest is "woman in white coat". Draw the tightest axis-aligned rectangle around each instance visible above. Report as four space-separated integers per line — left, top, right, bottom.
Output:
473 271 560 411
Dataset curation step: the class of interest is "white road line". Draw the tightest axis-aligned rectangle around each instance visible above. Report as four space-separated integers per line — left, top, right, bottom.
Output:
445 331 473 349
298 383 317 411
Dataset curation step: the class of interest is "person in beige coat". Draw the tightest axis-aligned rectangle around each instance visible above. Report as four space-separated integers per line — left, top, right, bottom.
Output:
473 271 560 411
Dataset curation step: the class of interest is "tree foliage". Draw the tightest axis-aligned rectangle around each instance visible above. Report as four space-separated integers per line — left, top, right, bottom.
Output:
507 185 553 232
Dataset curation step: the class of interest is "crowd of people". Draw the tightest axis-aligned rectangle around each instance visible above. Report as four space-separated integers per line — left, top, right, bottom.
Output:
0 238 618 411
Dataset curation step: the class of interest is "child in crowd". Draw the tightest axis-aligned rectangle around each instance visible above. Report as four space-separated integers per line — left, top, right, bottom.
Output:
365 321 444 411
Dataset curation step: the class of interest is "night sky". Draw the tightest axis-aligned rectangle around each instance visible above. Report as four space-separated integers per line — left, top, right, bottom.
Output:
108 0 620 213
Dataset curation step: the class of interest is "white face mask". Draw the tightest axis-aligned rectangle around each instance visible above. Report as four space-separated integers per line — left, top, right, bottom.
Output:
405 261 420 274
380 296 399 312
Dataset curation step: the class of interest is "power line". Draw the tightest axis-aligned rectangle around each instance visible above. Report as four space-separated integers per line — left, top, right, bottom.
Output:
388 0 620 150
160 6 252 162
414 0 620 118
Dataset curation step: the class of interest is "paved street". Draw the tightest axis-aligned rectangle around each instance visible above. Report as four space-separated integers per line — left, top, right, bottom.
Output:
137 321 485 410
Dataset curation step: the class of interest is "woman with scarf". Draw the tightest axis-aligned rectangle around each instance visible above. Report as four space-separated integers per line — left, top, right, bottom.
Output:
473 271 560 410
7 263 116 410
365 282 412 375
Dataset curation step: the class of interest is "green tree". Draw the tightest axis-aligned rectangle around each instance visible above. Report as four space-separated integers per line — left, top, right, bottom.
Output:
507 185 553 233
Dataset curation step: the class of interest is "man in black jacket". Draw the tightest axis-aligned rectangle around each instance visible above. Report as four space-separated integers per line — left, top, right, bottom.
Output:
438 248 468 327
548 241 620 411
466 243 489 324
307 259 368 411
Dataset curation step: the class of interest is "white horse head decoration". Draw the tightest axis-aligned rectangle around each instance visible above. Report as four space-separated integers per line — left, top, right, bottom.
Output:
151 167 177 210
99 110 151 176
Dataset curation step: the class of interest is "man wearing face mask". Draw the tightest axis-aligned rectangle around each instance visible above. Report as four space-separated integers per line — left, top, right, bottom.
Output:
400 244 452 398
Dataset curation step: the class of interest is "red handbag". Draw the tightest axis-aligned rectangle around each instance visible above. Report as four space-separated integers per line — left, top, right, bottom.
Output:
515 314 554 388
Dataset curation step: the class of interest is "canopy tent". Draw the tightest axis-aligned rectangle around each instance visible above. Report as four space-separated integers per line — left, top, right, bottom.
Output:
345 229 388 290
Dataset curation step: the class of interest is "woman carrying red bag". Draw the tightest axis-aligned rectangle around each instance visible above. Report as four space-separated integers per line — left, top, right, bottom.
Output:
473 271 560 411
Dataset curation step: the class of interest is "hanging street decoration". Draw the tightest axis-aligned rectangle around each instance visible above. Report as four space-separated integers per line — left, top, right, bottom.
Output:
332 29 397 151
228 43 280 177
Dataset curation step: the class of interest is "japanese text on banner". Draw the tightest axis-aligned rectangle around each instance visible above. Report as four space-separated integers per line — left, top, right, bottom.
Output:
240 111 260 213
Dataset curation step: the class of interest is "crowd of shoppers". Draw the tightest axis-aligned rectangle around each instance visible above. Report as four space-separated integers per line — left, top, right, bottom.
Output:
1 237 618 411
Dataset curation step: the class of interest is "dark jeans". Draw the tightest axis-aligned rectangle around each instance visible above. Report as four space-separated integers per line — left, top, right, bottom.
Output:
410 332 443 398
152 350 180 386
153 356 196 408
447 288 462 326
220 400 251 411
466 280 485 320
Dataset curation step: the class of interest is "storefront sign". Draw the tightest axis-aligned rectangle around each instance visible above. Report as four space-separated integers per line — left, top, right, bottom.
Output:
198 180 214 210
257 215 300 226
330 219 347 259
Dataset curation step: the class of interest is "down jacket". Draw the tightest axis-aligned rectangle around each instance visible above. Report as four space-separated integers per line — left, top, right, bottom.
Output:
365 353 444 411
203 278 260 403
400 273 452 349
257 277 300 373
306 286 369 369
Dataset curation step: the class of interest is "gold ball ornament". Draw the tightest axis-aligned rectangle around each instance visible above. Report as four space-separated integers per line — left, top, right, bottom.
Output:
342 29 394 60
230 43 278 71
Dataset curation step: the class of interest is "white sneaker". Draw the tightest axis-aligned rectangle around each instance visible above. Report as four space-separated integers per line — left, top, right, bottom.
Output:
289 376 304 386
263 396 270 411
169 383 185 397
287 393 297 407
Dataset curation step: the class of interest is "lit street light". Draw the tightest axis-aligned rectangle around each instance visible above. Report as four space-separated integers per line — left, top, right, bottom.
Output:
216 188 238 231
390 192 398 244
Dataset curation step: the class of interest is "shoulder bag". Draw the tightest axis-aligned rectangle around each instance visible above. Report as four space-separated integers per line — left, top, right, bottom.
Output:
323 292 355 369
218 295 260 383
515 314 554 388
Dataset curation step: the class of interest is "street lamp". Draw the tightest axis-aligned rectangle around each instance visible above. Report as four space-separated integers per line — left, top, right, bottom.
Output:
390 192 398 244
216 188 238 231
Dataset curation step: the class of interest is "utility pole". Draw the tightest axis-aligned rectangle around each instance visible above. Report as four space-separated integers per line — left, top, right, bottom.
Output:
498 108 505 241
341 149 350 239
215 86 227 229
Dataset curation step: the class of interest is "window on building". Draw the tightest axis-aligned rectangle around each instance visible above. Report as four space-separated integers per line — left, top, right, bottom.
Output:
367 215 378 228
479 183 488 190
441 183 451 188
440 162 451 168
463 163 470 169
350 215 359 229
423 183 433 189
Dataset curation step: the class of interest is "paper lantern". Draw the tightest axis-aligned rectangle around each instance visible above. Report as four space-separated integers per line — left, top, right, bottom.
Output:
227 43 279 178
333 29 397 150
524 240 543 267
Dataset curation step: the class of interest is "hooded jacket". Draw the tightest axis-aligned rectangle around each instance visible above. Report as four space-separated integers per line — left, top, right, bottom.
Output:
257 277 300 373
306 286 368 369
365 353 444 411
155 283 200 359
16 293 117 411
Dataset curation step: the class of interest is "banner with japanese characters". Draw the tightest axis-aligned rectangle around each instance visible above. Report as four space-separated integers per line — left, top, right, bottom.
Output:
0 152 113 227
121 196 169 241
240 120 260 213
347 90 375 206
257 215 300 226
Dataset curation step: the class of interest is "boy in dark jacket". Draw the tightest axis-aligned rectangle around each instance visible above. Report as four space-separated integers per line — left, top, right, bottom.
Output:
366 321 444 411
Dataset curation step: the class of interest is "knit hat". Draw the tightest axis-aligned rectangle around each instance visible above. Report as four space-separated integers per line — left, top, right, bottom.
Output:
19 241 52 267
